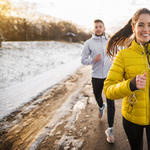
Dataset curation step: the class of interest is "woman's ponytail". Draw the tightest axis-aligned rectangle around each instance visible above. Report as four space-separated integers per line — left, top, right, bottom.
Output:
107 8 150 58
107 18 133 57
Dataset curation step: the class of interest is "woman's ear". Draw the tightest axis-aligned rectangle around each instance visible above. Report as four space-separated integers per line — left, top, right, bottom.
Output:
132 27 134 33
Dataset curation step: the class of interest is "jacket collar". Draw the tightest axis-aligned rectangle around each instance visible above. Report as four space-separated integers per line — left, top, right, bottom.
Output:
92 33 109 40
131 40 150 55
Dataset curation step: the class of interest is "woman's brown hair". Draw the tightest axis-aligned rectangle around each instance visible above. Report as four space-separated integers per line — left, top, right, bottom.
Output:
107 8 150 57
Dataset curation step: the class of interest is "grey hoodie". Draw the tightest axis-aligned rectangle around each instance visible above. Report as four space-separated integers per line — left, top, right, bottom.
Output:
81 33 112 79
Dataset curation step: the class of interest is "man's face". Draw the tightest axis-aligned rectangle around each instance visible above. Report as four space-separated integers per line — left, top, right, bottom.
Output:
93 22 105 36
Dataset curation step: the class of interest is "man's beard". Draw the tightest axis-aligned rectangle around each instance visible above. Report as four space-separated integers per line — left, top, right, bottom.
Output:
95 33 104 36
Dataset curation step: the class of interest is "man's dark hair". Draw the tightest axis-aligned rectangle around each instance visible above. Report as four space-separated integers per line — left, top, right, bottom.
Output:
94 19 104 25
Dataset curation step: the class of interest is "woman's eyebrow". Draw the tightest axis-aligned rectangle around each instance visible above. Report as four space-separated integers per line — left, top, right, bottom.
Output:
138 22 150 24
138 22 144 24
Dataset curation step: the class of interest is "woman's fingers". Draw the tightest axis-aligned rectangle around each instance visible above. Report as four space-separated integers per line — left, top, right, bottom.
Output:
136 73 147 89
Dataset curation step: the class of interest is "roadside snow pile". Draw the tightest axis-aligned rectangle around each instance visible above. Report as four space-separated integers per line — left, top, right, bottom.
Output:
0 41 84 120
0 41 83 89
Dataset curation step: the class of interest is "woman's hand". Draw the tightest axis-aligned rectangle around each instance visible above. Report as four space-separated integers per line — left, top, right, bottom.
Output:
136 72 147 89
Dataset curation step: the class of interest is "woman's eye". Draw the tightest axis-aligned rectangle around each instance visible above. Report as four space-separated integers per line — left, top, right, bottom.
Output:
138 24 143 26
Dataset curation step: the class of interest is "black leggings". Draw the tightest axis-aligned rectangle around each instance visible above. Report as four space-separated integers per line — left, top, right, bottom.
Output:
123 117 150 150
92 78 115 127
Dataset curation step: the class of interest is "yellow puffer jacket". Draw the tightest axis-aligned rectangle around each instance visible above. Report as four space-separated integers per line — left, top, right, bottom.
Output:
104 40 150 125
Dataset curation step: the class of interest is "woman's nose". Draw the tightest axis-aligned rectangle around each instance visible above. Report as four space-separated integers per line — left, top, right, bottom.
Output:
143 25 149 32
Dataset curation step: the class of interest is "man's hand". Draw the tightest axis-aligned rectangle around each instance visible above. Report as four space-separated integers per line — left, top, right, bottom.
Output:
136 72 147 89
94 54 101 62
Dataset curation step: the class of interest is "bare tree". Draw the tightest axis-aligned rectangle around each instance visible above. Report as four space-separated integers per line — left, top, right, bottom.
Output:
0 1 92 42
0 0 12 47
0 0 11 18
14 3 38 41
0 29 4 47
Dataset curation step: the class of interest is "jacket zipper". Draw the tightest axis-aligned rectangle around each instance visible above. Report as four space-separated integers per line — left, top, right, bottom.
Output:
144 44 150 124
100 38 103 77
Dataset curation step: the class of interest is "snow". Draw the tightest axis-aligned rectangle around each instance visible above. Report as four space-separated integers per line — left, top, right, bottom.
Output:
0 41 84 121
29 96 89 150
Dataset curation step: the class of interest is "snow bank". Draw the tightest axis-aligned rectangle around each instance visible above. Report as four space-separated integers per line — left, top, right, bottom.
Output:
0 41 84 120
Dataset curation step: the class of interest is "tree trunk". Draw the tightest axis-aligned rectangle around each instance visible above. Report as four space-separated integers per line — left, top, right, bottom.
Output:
0 41 2 48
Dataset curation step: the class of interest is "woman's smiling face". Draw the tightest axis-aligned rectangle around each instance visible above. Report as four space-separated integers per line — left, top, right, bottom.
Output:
133 13 150 45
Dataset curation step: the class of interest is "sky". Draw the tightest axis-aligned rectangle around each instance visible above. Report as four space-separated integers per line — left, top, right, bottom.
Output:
9 0 150 35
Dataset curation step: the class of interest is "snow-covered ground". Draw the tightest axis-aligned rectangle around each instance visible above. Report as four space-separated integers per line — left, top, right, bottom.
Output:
0 41 84 121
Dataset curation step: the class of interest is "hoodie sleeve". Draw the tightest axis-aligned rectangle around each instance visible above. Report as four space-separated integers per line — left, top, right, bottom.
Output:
81 41 95 65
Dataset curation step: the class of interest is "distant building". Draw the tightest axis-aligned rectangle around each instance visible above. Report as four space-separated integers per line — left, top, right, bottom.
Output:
66 32 76 42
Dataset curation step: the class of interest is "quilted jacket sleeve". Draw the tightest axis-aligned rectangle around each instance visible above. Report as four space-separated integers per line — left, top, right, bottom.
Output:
104 51 133 100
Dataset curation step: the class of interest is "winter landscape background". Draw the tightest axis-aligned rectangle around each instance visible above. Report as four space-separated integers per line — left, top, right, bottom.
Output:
0 41 84 121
